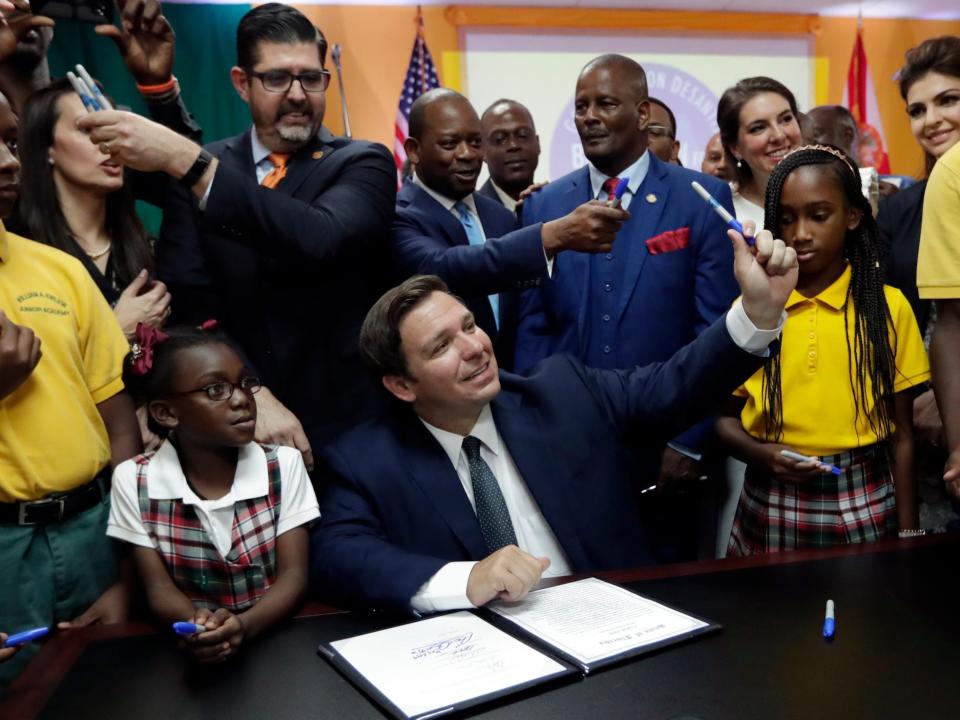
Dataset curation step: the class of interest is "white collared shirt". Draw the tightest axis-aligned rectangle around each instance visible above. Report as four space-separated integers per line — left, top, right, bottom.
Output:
107 441 319 559
587 150 651 210
489 180 518 213
412 406 572 614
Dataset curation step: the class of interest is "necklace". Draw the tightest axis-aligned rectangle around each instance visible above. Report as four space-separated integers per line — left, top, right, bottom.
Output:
84 243 112 260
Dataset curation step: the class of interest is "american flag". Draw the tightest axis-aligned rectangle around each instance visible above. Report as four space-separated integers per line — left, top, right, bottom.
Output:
394 10 439 185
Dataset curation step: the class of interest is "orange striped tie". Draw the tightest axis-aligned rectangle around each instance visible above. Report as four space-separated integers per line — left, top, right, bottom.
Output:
261 153 290 189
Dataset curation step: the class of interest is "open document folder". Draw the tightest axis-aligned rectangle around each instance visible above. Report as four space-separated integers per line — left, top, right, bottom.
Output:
318 578 718 720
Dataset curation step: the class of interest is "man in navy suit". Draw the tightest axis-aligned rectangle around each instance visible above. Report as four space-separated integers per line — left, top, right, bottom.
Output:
477 99 541 213
392 89 626 365
81 4 396 466
311 227 796 613
517 54 740 560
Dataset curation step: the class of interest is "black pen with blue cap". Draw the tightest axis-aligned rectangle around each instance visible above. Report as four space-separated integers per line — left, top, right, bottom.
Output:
690 181 755 246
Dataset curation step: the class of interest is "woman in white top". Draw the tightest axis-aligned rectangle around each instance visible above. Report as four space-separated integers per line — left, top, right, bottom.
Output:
717 77 804 230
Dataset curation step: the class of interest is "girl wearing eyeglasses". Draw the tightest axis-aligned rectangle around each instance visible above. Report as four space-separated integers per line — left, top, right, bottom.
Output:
106 322 318 664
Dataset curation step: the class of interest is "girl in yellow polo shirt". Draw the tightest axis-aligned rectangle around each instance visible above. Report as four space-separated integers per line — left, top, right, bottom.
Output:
717 145 930 555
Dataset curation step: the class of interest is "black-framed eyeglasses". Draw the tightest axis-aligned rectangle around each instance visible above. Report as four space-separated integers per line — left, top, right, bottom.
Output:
647 124 676 140
175 376 262 402
248 70 330 93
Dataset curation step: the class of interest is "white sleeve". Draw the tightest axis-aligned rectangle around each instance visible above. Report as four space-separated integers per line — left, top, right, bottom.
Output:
106 459 155 548
275 446 320 537
410 561 478 614
725 301 785 356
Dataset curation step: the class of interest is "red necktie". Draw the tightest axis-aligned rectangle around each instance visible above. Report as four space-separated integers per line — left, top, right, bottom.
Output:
601 177 620 202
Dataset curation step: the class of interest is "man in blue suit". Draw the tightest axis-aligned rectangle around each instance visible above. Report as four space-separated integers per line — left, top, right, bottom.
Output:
311 226 797 613
517 54 740 560
392 89 627 366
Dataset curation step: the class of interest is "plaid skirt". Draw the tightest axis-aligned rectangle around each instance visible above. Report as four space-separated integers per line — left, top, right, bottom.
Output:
728 443 896 556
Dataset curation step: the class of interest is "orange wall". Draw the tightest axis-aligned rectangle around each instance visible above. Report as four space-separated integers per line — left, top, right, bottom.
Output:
303 5 960 177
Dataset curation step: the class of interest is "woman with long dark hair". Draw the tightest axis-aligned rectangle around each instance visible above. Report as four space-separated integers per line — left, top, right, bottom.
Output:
19 79 170 339
717 76 803 229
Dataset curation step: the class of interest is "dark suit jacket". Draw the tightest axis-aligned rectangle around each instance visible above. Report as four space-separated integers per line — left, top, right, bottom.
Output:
311 315 764 611
877 180 929 333
515 154 739 456
477 178 504 207
157 127 396 449
391 182 546 365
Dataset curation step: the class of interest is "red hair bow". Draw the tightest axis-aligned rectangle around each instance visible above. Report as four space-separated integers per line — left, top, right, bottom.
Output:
130 323 170 376
199 319 218 331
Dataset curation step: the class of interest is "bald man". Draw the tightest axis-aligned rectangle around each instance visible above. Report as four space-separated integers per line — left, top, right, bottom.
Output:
391 88 627 364
516 54 740 562
808 105 859 158
479 99 541 212
701 132 730 181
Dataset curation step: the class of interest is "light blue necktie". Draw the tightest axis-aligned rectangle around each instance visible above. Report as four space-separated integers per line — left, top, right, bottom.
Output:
454 201 499 329
462 436 517 552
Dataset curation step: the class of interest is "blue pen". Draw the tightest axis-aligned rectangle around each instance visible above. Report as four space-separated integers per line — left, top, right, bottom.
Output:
172 622 205 636
76 64 114 111
822 599 835 639
66 72 102 112
780 450 842 475
690 181 754 246
608 177 630 209
3 626 49 648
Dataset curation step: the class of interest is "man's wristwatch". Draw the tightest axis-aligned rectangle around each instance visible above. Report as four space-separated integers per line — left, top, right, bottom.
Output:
179 148 213 189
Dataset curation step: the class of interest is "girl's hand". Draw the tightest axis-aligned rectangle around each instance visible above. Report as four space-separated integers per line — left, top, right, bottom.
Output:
755 443 830 480
114 271 172 339
944 448 960 499
186 609 245 664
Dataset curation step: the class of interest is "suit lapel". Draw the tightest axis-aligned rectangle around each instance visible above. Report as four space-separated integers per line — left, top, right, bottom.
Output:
554 168 594 351
278 129 333 197
491 390 590 570
616 156 670 319
222 130 258 176
397 415 488 559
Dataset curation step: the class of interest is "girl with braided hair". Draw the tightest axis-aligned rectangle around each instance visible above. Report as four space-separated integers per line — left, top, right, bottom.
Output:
716 145 930 555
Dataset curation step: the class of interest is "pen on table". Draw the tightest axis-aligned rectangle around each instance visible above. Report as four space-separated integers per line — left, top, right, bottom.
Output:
608 177 630 209
690 181 754 246
780 450 841 475
76 64 114 111
66 71 102 112
172 622 206 636
822 599 835 639
3 626 50 648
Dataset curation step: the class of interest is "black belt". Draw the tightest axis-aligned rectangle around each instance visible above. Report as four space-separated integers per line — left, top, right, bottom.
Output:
0 467 111 526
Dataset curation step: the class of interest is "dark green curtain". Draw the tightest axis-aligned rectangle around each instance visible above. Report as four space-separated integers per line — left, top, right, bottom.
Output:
47 4 252 233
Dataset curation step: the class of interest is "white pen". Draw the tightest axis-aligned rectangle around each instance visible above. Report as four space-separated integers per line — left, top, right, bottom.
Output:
780 450 841 475
76 64 113 111
65 71 100 112
690 180 754 246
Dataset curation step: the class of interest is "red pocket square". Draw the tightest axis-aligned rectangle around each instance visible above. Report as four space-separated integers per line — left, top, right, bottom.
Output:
645 228 690 255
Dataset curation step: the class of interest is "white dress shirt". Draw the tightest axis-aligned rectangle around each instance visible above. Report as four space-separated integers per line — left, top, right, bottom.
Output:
489 180 518 213
586 151 650 210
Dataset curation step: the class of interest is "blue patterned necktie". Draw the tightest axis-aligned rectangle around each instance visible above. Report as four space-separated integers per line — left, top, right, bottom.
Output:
462 435 517 552
454 201 500 329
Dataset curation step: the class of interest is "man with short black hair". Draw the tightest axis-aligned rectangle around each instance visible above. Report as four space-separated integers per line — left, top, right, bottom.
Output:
78 3 397 463
311 226 797 612
478 98 541 212
391 88 628 364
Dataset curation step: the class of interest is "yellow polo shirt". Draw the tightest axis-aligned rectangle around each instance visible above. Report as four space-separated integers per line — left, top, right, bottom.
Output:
0 225 129 502
735 265 930 456
918 141 960 299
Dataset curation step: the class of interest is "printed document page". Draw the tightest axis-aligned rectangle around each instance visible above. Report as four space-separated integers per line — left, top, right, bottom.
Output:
490 577 709 666
329 610 568 718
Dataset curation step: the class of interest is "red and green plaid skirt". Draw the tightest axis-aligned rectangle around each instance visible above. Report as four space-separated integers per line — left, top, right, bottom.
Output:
728 443 896 557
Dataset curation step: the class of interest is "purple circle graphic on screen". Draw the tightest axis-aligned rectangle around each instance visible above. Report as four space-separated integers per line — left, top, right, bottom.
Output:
549 63 719 179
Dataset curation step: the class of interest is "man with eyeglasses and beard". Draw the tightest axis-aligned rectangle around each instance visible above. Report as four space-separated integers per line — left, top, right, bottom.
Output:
76 3 396 470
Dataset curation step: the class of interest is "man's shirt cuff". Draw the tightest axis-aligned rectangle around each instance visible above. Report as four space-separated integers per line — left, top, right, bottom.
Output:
725 302 785 356
410 561 477 614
